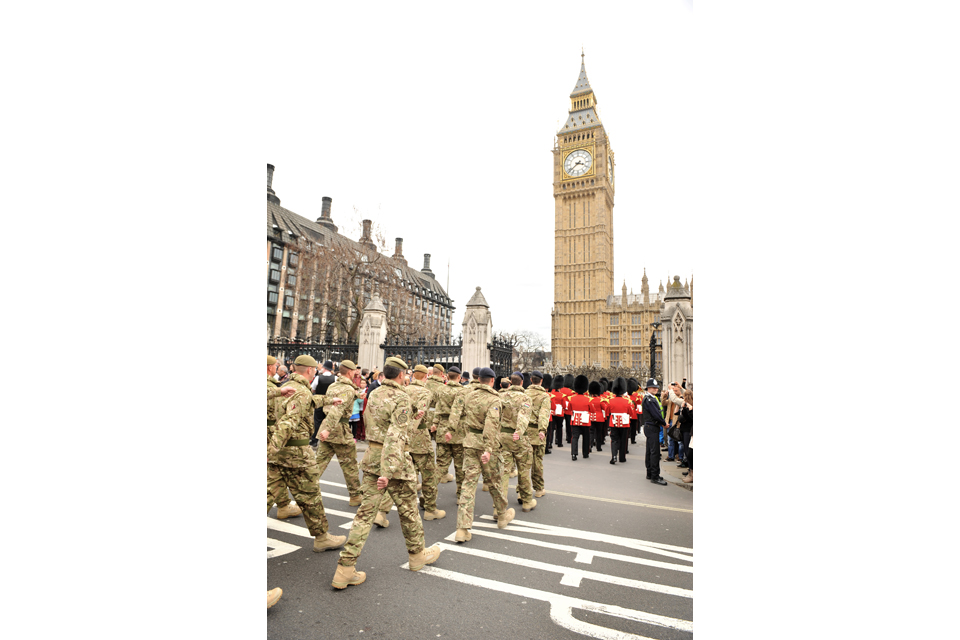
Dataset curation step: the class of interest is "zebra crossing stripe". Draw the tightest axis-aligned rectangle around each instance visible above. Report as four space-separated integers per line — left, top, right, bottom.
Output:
434 542 692 597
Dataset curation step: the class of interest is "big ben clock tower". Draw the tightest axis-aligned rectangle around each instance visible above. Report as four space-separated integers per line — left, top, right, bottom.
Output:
551 53 616 368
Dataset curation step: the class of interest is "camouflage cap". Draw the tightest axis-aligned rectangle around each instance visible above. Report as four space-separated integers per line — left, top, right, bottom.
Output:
385 356 408 369
340 359 358 370
433 363 445 373
294 355 318 367
267 355 277 365
414 364 429 373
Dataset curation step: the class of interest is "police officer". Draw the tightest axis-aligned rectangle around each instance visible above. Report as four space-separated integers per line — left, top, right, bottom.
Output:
642 378 668 485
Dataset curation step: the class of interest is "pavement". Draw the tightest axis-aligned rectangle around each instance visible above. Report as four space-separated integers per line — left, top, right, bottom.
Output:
353 432 693 491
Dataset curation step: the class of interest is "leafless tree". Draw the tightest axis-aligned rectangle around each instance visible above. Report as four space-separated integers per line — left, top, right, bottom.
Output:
495 330 549 372
292 213 435 343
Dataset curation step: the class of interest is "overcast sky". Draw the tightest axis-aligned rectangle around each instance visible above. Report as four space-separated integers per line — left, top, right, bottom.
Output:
267 2 695 348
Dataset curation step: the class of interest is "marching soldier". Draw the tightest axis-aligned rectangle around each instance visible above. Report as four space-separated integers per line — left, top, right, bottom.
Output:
332 356 442 589
434 366 466 494
316 360 363 506
524 371 551 499
568 375 592 461
498 372 536 512
548 376 566 451
376 364 445 522
588 381 607 454
449 367 515 543
267 355 347 552
268 355 300 519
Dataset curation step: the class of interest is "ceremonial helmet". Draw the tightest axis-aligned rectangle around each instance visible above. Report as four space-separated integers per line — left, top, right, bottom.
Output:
574 375 589 394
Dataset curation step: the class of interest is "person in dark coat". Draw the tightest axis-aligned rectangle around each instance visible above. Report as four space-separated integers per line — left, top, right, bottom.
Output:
311 360 337 446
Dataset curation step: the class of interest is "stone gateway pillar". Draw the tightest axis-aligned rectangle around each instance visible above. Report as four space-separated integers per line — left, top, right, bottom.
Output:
358 293 388 371
659 276 693 387
461 286 492 377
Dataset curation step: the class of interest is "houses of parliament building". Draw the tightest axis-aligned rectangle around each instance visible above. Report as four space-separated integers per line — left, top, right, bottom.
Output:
550 54 693 370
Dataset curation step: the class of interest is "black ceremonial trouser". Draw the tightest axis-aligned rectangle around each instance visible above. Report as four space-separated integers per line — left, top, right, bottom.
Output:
591 422 604 451
570 424 590 458
643 424 661 478
552 416 565 447
609 428 626 462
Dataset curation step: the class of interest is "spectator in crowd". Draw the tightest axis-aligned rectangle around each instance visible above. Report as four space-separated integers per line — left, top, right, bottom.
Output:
350 378 368 441
310 359 338 446
276 365 290 385
678 389 693 482
366 369 383 398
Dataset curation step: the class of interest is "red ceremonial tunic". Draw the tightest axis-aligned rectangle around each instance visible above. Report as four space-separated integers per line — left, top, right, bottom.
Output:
588 395 606 423
568 393 592 427
607 396 633 429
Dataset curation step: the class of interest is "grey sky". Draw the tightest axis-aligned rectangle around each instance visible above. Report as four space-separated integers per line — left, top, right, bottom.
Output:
267 2 695 349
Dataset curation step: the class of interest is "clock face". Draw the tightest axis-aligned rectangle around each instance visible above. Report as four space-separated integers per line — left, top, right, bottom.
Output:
564 149 593 177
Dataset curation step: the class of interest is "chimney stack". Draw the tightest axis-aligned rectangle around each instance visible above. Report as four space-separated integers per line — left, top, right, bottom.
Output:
422 253 434 277
267 164 280 205
359 219 377 252
393 238 406 265
316 196 337 232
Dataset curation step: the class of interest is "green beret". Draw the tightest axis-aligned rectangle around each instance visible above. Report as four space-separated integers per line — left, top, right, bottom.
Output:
385 356 408 370
414 364 429 374
294 355 318 367
267 355 277 365
340 359 358 370
433 364 445 373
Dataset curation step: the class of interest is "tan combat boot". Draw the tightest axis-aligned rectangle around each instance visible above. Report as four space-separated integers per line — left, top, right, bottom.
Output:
445 473 455 483
439 473 450 484
331 564 366 589
509 469 518 478
454 528 472 543
521 499 537 513
534 489 546 498
374 512 390 528
313 532 346 552
481 483 489 492
349 496 362 507
497 508 515 529
408 544 442 571
423 509 446 520
267 587 282 609
682 469 693 483
276 502 302 519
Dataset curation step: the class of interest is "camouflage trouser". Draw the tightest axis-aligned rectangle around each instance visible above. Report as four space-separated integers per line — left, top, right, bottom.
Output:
377 451 439 512
456 447 506 529
498 436 534 503
339 473 424 567
435 442 465 498
314 440 361 499
267 462 328 536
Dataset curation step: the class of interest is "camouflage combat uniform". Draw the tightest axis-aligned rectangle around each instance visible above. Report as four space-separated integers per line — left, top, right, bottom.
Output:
433 379 469 498
338 379 425 567
524 383 552 493
424 373 447 446
497 385 534 504
450 384 507 529
315 374 362 500
377 377 437 514
267 378 296 506
267 373 333 536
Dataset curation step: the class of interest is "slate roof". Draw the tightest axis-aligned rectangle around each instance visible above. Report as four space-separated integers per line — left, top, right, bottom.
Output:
561 107 600 133
267 200 450 302
570 58 593 97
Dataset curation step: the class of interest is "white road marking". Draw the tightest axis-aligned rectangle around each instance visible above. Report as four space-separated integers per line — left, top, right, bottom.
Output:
404 564 693 639
434 542 692 597
477 515 693 558
463 527 694 574
267 537 301 558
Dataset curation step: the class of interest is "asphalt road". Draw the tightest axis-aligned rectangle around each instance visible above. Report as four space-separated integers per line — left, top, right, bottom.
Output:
268 432 692 639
